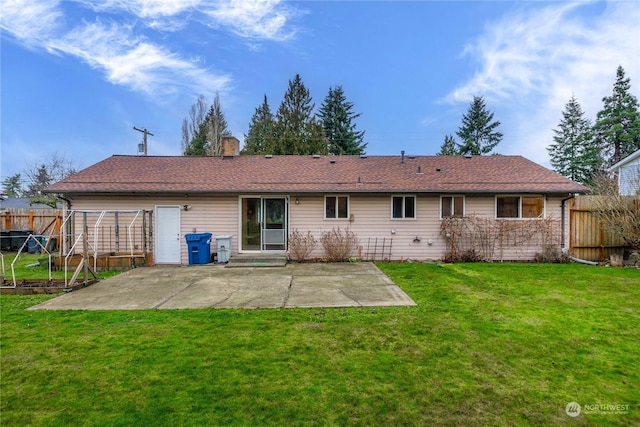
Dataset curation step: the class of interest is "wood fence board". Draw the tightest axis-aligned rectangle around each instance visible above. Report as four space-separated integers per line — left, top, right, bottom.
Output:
569 196 628 262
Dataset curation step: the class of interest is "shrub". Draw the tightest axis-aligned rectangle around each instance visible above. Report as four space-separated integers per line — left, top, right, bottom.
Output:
442 249 483 263
534 245 570 263
288 229 317 262
321 227 359 262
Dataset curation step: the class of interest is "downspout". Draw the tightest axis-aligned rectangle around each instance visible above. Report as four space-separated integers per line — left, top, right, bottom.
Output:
56 194 73 256
57 194 72 211
560 194 576 252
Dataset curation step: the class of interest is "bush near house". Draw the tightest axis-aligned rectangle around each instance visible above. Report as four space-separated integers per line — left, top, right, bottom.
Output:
288 229 317 261
321 226 359 261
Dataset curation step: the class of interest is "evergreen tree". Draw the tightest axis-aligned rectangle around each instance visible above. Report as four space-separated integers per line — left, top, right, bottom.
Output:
317 86 367 155
437 134 458 155
183 122 209 156
456 96 503 155
593 66 640 165
242 95 275 154
2 173 23 198
25 165 52 198
272 74 328 155
547 95 602 185
183 93 231 156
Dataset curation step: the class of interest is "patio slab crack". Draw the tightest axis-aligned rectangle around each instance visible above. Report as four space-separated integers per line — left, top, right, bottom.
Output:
153 280 200 309
281 276 294 308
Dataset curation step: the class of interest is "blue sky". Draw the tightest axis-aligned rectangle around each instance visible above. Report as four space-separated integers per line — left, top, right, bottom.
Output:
1 0 639 185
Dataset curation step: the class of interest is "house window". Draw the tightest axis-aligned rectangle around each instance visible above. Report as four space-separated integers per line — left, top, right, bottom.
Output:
496 196 544 219
441 196 464 218
392 195 416 219
325 196 349 219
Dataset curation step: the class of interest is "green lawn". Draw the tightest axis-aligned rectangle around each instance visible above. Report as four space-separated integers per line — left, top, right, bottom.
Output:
1 263 638 426
1 252 121 282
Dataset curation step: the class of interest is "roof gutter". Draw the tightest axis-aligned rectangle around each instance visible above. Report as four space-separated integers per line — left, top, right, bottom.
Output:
52 194 72 211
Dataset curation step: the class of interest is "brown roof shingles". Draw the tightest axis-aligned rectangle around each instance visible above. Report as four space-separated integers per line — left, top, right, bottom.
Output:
44 154 587 195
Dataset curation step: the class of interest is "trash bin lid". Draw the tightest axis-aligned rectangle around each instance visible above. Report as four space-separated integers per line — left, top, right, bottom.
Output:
216 234 232 239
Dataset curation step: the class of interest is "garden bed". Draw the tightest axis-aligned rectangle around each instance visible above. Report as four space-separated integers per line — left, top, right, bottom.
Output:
0 278 97 294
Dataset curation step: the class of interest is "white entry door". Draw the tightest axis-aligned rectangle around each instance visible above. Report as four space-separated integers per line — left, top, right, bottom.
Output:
155 206 181 264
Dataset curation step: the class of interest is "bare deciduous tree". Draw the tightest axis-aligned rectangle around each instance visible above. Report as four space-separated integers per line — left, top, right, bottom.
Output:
181 95 208 153
24 152 78 207
590 172 640 251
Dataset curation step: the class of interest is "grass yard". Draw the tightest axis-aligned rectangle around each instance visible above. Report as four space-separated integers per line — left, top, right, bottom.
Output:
1 252 121 282
1 263 638 426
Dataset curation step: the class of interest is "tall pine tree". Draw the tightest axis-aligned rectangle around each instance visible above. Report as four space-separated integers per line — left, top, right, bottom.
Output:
456 96 503 155
593 66 640 165
272 74 327 155
437 134 458 155
317 86 367 155
2 174 23 198
242 95 275 154
548 95 602 185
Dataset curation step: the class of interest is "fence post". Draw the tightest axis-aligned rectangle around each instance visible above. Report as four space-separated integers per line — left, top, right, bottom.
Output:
142 211 147 255
83 212 89 283
3 211 10 230
114 211 119 253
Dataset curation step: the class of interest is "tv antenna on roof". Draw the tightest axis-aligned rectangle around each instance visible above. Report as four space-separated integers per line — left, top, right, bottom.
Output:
133 126 154 156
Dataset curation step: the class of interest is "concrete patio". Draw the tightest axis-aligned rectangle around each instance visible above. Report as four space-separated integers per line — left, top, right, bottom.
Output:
28 262 416 310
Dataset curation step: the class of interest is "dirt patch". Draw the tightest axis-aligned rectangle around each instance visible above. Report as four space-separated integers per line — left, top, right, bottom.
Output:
1 279 97 295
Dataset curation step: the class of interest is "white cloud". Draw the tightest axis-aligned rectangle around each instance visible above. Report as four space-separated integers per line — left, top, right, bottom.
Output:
90 0 202 18
50 20 230 95
0 0 62 45
0 1 232 97
203 0 296 41
0 0 297 97
445 1 640 166
79 0 202 30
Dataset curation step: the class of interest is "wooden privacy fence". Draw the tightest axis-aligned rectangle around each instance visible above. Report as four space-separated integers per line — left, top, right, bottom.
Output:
2 209 62 234
1 209 62 251
569 196 628 262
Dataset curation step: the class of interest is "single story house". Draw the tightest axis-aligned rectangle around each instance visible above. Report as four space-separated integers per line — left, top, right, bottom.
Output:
44 137 586 264
611 149 640 196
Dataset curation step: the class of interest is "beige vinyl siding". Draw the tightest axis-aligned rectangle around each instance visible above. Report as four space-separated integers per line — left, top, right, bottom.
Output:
290 194 446 261
66 193 569 263
65 195 237 264
290 194 567 261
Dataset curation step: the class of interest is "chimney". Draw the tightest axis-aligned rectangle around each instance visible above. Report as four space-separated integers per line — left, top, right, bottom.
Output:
221 136 240 158
401 150 405 164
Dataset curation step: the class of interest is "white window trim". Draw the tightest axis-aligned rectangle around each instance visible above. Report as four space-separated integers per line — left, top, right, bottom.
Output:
495 195 546 219
439 195 465 219
324 195 350 220
391 195 417 220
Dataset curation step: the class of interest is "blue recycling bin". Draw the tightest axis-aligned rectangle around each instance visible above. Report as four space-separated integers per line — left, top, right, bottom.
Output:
185 233 212 265
28 235 43 254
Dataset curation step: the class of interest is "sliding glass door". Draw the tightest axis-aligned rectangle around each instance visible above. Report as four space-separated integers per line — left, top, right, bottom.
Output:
241 197 288 252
